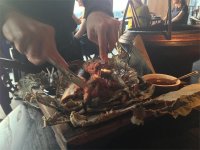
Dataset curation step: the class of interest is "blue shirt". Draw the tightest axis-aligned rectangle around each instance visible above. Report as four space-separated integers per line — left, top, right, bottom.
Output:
171 5 188 24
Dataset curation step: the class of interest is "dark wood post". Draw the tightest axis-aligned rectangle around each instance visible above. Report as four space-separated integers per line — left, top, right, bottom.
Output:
167 0 172 40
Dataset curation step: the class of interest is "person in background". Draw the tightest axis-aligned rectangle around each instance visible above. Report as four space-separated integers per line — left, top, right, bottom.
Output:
0 0 120 73
171 0 189 24
72 14 82 27
126 0 151 29
73 0 86 38
72 0 85 30
74 18 87 39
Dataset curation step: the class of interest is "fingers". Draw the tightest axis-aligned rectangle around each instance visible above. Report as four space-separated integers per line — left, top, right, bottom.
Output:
107 23 119 52
87 12 120 62
98 21 120 61
97 25 109 61
87 22 119 62
25 40 46 65
87 26 108 61
2 13 60 66
87 29 98 45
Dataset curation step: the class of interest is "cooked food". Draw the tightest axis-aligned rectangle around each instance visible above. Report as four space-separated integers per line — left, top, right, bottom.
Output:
61 58 152 109
15 57 154 127
14 57 200 127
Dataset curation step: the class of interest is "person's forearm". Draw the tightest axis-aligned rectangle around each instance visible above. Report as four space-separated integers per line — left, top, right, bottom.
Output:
72 14 82 25
83 0 113 18
74 19 86 39
172 11 184 23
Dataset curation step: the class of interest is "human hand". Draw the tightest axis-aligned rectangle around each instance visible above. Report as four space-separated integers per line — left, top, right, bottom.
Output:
86 11 120 61
74 19 87 39
2 11 65 66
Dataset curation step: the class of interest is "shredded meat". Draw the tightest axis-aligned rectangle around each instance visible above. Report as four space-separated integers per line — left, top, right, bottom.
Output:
62 59 123 104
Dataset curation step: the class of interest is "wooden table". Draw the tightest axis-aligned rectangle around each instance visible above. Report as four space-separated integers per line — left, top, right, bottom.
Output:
0 102 199 150
1 83 200 150
142 25 200 78
38 99 200 150
39 103 137 149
